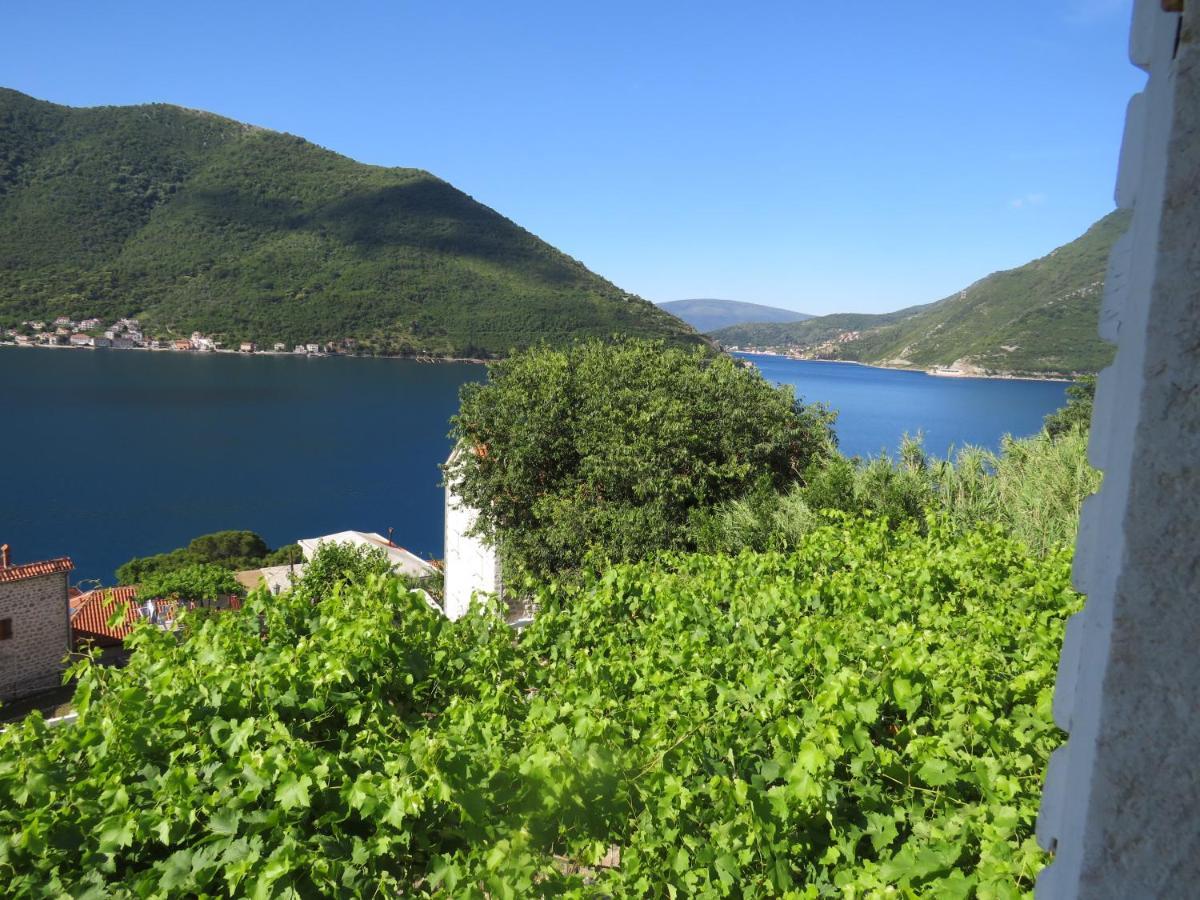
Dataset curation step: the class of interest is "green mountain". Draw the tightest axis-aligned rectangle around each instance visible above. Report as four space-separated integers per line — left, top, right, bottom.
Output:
0 88 698 356
712 210 1130 377
656 298 811 332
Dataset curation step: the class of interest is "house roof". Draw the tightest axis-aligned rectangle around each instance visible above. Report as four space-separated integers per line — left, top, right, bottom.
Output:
297 531 437 578
235 563 304 594
0 557 74 584
71 585 243 644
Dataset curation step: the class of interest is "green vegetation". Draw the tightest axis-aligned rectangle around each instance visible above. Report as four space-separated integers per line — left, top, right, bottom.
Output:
0 335 1101 895
700 428 1099 560
138 564 242 604
447 340 836 580
288 541 392 604
711 211 1131 376
0 88 699 356
116 530 299 585
0 517 1074 896
1043 375 1095 438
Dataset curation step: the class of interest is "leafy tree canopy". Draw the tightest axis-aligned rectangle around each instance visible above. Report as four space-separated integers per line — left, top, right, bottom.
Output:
137 563 241 603
116 530 300 584
447 339 836 579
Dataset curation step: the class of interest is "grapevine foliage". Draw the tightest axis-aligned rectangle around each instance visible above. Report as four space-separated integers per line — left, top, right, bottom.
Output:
0 517 1074 897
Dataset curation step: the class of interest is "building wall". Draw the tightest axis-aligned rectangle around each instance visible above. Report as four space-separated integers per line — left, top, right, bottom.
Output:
1037 1 1199 895
443 480 500 621
0 571 71 700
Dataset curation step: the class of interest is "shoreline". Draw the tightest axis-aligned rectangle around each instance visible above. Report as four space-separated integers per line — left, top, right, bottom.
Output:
0 341 492 365
732 350 1077 383
3 340 1077 381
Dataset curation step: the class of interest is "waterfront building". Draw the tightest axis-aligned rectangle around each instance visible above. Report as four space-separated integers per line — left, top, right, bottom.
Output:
0 545 73 701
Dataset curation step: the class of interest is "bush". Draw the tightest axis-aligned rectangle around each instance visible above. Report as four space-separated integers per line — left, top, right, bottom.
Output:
291 541 394 603
138 563 242 603
447 339 836 580
117 531 302 584
703 430 1099 558
0 517 1074 895
1043 375 1095 438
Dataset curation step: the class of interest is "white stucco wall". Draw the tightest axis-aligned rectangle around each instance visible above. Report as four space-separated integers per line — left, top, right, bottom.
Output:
1037 1 1198 895
443 469 501 621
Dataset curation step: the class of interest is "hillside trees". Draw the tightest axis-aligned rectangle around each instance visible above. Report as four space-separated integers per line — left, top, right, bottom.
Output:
0 89 700 355
116 530 300 584
446 340 836 579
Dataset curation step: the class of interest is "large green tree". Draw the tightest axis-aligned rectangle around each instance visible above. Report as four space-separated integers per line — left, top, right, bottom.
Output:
446 340 835 579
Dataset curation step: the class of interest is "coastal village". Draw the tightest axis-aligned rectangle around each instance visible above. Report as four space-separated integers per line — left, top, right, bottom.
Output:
0 459 505 717
1 316 353 356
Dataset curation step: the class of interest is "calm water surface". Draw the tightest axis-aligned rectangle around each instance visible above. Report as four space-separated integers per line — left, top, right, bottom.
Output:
0 348 484 583
1 348 1068 583
739 353 1068 459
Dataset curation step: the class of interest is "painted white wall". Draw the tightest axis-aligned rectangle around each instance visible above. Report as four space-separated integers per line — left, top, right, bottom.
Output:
1037 1 1198 895
443 456 501 621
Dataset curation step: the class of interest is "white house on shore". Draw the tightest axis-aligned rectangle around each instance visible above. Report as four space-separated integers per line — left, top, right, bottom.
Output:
442 447 502 621
297 530 437 580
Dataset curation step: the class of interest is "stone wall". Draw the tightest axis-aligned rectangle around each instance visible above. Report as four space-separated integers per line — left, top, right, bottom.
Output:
1037 1 1199 896
0 571 71 701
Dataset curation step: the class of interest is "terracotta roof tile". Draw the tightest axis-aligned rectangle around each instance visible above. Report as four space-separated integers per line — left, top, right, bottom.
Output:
71 586 243 644
0 557 74 584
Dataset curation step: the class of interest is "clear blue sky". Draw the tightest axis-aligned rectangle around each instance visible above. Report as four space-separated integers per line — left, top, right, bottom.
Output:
3 1 1142 314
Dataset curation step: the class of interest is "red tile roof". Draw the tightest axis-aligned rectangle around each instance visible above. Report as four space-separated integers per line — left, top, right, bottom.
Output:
71 586 243 644
0 557 74 584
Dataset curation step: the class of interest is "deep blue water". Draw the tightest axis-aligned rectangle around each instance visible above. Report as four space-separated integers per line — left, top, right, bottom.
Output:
0 348 484 584
738 353 1068 459
0 348 1068 584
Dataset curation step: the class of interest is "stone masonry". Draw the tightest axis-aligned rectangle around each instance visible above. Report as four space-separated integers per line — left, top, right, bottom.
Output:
0 549 74 702
1036 1 1200 896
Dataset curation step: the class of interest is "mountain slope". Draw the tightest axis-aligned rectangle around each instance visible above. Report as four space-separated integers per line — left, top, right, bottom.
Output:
656 298 811 333
0 88 699 356
711 210 1130 376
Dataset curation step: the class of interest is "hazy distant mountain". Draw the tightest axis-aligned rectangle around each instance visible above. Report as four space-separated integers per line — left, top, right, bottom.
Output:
0 88 700 356
710 210 1130 377
657 299 812 333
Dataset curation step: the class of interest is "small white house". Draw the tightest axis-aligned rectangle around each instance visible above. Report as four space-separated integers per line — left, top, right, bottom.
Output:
442 447 503 620
297 530 437 580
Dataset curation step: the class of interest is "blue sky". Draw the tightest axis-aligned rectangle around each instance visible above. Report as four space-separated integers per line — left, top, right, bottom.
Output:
3 1 1141 314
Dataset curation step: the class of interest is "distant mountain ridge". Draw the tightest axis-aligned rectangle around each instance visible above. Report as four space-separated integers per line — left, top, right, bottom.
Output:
0 88 699 356
657 298 811 333
711 210 1130 377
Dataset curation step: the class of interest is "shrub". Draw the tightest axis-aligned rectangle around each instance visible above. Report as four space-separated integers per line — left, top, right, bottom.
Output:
0 517 1073 896
447 339 836 581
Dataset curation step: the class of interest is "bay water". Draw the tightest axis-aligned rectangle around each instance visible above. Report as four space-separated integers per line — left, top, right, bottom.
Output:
0 347 1067 583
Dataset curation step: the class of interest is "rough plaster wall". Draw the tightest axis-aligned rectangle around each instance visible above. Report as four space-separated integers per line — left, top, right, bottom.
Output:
1037 1 1199 896
1077 4 1200 891
0 572 71 700
443 482 500 621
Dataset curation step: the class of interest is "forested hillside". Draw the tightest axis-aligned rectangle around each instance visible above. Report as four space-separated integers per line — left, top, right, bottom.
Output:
0 88 698 356
711 211 1130 376
657 298 811 332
